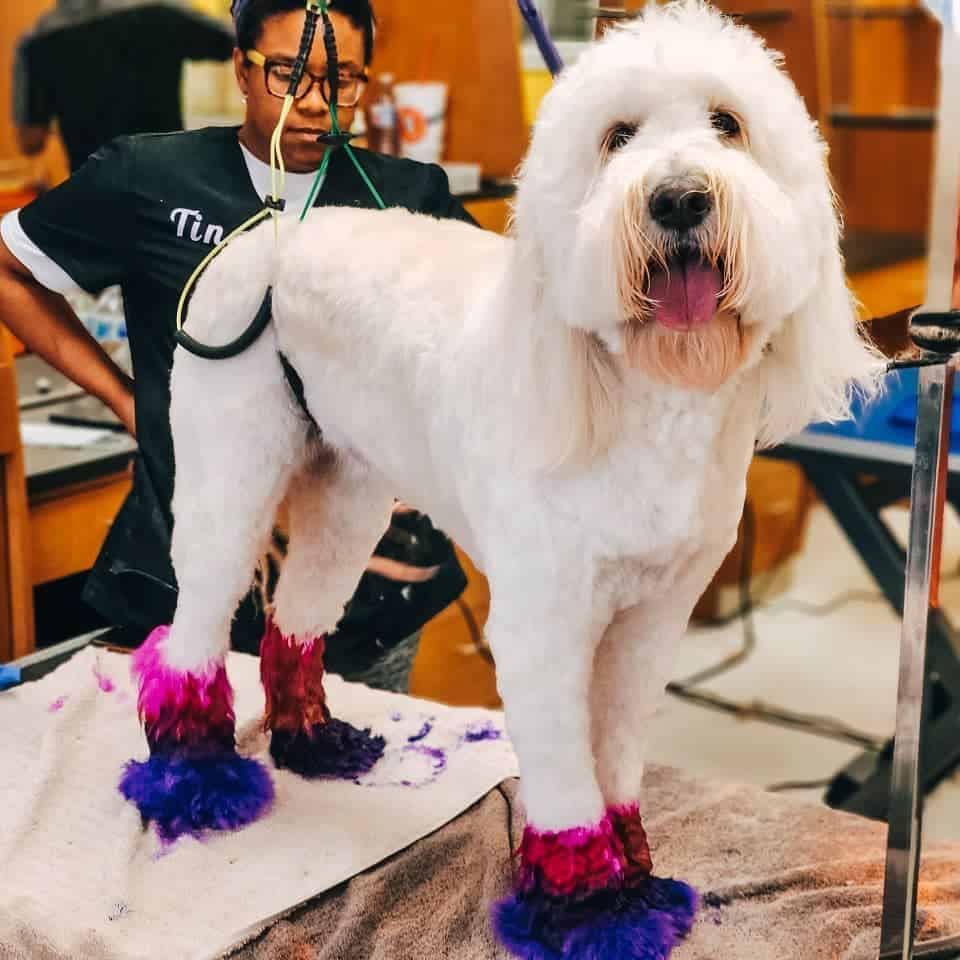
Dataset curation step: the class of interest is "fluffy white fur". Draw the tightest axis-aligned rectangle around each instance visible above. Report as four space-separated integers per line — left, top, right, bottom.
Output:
166 2 882 832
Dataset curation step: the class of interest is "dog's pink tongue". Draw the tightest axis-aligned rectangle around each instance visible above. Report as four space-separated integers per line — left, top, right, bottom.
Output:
649 261 723 331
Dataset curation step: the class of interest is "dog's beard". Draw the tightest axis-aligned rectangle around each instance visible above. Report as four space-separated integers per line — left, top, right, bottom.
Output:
624 308 752 391
615 181 753 392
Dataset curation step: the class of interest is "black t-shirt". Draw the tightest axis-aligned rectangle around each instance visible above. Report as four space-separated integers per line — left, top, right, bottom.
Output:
16 125 476 636
14 3 234 171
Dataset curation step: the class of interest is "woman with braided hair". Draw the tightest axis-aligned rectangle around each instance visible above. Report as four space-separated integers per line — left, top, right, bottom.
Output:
0 0 473 693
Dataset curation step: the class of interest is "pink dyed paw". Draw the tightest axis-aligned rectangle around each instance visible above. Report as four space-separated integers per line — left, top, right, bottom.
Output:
122 626 274 841
517 815 625 898
132 625 235 752
493 814 697 959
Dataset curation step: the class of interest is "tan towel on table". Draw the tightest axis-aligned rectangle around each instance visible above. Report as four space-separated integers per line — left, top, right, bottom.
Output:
232 770 960 960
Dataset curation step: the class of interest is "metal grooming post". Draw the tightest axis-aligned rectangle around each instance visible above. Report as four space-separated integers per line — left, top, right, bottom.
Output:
878 3 960 957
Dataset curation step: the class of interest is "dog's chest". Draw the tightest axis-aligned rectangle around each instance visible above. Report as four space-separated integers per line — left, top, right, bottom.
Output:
561 389 747 556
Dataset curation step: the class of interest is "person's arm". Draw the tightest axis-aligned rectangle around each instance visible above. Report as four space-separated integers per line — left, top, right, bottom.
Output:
0 136 139 434
0 236 135 435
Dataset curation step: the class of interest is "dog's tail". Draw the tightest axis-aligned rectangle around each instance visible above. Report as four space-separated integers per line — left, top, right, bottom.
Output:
175 217 282 361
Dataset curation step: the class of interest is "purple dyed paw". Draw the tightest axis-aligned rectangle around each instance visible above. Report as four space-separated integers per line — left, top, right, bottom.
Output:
492 875 698 960
119 750 274 843
269 718 385 779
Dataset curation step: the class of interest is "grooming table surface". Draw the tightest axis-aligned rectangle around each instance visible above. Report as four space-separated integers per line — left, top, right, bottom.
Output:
231 772 960 960
0 648 518 960
801 366 960 460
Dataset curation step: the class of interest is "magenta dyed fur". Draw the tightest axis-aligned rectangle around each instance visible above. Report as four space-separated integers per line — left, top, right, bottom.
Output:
492 811 696 959
517 814 625 898
133 625 235 752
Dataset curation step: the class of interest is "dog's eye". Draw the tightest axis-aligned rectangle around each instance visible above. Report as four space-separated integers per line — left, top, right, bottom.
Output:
711 110 741 139
604 123 638 155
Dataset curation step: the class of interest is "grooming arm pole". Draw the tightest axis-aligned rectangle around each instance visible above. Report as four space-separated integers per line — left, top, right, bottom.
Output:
878 6 960 957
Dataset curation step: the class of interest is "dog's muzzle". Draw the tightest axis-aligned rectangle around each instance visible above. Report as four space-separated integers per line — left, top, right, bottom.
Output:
648 178 712 233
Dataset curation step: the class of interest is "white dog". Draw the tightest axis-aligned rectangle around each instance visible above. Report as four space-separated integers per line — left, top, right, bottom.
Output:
124 3 881 956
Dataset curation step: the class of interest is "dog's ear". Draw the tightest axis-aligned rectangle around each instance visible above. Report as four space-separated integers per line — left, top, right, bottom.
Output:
508 157 625 472
755 182 885 447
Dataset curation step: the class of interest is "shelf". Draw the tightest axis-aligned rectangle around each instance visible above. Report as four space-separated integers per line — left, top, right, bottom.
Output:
827 4 924 17
829 106 935 130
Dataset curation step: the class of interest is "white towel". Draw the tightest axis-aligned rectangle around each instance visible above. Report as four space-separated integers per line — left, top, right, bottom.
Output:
0 647 518 960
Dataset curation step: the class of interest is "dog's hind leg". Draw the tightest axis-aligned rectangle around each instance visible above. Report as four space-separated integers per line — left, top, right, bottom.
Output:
259 450 395 779
119 334 309 842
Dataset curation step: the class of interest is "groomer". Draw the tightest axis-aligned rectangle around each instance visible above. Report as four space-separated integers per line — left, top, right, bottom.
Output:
0 0 474 690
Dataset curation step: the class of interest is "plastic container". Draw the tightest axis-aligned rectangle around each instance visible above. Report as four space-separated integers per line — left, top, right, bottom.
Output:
395 82 448 164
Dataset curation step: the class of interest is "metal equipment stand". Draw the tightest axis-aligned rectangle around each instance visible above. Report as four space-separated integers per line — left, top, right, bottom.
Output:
878 4 960 956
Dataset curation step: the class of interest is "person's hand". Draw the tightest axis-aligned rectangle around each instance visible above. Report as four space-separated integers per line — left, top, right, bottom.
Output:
364 555 440 582
362 502 440 582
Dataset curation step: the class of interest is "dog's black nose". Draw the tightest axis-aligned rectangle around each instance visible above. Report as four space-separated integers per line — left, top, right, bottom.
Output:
648 182 712 232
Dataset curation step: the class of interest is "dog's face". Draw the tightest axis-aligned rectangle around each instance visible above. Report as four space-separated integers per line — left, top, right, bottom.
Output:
515 1 880 444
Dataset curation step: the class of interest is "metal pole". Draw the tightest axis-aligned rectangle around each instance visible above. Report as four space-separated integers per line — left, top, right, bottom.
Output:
878 7 960 957
878 363 953 960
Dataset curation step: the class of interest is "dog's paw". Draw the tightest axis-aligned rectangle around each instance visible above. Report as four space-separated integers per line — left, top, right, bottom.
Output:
119 749 274 844
491 875 698 960
269 718 385 779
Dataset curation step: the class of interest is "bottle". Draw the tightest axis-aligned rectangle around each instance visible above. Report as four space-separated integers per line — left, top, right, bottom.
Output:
367 73 399 156
350 109 369 150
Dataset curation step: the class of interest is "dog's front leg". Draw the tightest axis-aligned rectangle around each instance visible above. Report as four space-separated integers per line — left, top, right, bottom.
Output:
487 586 632 958
490 583 700 958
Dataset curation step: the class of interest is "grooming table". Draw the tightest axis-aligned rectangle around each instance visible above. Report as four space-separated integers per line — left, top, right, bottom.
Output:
5 640 960 960
763 367 960 822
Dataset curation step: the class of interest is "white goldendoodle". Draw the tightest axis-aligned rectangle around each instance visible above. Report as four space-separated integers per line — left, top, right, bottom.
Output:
123 3 882 956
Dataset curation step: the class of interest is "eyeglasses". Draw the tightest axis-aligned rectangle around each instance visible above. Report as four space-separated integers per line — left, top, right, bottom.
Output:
246 49 368 108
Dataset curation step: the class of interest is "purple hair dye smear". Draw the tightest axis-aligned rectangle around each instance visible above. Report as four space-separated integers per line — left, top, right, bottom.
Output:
406 743 447 775
463 720 503 743
48 696 67 713
407 720 434 743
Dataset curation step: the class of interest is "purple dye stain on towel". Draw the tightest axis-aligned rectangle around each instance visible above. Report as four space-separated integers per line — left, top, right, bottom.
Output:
390 712 403 722
48 696 67 713
406 744 447 775
463 720 502 742
93 662 115 693
407 720 434 743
